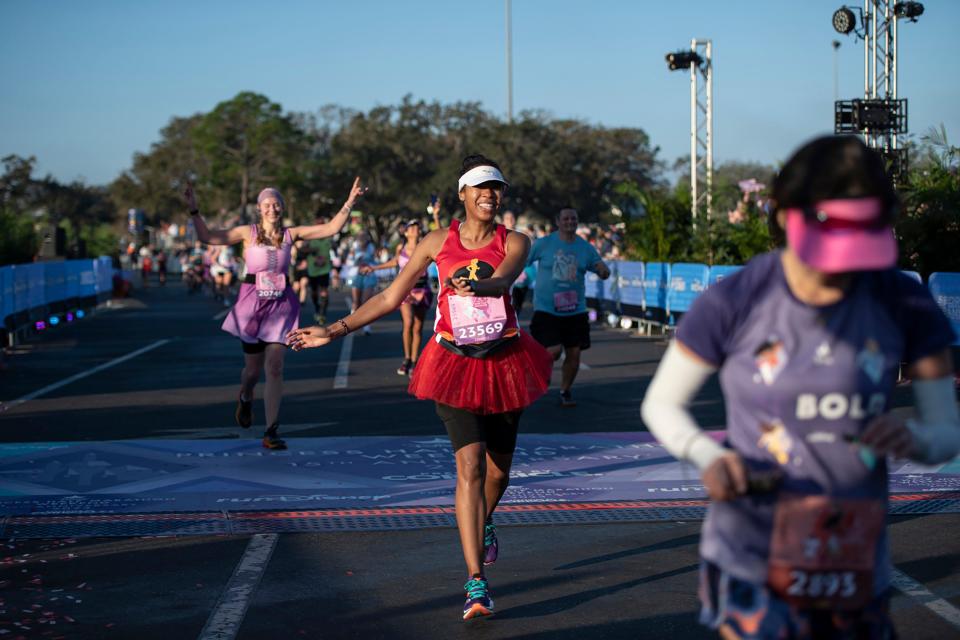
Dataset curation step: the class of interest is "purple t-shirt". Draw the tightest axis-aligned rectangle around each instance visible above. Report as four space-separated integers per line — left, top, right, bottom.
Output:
676 251 954 590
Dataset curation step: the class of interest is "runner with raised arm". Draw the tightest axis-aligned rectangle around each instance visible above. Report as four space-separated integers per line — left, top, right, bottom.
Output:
185 177 366 449
287 155 552 620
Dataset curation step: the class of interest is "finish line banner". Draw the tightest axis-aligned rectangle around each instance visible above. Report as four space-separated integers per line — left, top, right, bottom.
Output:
0 433 956 515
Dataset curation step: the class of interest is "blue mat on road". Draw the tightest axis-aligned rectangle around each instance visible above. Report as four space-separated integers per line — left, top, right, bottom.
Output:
1 433 958 516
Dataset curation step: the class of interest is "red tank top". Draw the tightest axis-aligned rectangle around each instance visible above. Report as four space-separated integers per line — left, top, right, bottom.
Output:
433 220 519 342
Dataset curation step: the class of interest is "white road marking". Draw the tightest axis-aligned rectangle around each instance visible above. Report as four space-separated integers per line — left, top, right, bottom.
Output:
0 339 172 412
197 533 278 640
213 308 230 321
334 333 354 389
891 567 960 630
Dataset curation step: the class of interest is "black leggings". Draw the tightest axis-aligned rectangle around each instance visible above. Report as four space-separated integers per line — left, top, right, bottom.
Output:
435 403 522 454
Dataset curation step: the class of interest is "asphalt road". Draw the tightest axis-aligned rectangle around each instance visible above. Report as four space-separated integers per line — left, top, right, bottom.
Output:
1 279 958 639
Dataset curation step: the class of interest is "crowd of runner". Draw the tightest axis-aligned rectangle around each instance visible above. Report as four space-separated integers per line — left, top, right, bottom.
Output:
160 136 960 636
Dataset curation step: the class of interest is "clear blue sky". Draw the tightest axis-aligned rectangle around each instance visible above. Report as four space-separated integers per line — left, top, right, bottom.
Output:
2 0 958 186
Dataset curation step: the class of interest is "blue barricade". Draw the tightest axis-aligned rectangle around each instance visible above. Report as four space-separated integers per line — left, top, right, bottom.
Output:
1 259 116 336
643 262 670 323
667 263 710 322
96 257 113 298
585 269 606 302
708 265 743 286
929 272 960 346
0 267 10 327
616 261 644 311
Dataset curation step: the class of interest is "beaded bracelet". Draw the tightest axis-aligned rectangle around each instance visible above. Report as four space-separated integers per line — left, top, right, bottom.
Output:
337 318 352 336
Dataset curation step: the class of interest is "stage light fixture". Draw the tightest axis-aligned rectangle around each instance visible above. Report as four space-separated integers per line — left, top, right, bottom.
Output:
894 2 923 20
35 321 46 331
832 7 856 34
66 312 75 322
49 315 60 326
76 310 86 319
665 50 703 71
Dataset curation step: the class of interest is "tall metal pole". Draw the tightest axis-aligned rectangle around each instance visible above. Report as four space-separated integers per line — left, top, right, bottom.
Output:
891 4 898 149
506 0 513 122
688 39 713 224
832 40 841 103
705 40 713 219
690 40 698 227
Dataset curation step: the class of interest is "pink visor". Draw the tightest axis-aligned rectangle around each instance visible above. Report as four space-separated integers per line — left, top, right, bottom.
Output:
784 197 896 273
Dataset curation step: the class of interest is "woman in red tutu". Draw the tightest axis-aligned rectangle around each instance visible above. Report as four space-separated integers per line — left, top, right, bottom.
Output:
288 155 552 620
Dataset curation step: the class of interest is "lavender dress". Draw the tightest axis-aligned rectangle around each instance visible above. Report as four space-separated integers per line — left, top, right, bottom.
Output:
221 225 300 345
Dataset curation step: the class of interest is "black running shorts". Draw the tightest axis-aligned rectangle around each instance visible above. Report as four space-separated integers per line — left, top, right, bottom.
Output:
241 340 280 354
529 311 591 350
436 403 522 454
308 273 331 289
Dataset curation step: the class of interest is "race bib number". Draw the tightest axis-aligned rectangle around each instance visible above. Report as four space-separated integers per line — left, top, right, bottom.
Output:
767 493 884 610
448 295 507 346
255 272 286 299
553 290 579 313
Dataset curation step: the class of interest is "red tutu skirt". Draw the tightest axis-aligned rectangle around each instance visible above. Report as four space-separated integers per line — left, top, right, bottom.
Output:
408 332 553 414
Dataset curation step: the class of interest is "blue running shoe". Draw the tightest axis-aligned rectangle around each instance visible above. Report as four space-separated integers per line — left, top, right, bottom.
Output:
462 574 493 620
483 520 498 566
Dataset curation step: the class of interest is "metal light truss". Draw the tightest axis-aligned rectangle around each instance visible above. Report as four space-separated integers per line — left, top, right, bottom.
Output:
834 1 919 180
689 39 713 223
864 0 900 150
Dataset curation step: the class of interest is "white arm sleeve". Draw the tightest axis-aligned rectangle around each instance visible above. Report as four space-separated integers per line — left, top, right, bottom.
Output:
906 376 960 465
640 341 728 471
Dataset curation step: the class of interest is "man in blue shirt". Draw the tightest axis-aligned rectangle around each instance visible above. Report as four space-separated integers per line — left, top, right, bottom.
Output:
527 208 611 406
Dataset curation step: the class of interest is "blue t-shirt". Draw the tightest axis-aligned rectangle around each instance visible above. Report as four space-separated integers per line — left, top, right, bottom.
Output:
527 234 602 316
676 251 954 590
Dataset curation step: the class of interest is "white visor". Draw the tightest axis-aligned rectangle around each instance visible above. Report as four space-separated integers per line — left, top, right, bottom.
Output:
457 165 509 191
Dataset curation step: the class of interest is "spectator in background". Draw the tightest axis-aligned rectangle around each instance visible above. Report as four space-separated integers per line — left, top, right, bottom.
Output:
361 219 433 375
304 215 335 324
527 207 611 407
341 230 378 336
155 247 167 286
139 245 153 287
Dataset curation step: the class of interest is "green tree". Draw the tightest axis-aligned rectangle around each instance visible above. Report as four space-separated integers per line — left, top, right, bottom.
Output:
896 126 960 276
193 92 308 216
623 187 691 262
110 114 206 225
0 207 38 265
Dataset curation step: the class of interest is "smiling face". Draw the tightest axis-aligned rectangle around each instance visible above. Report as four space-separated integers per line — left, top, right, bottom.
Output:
557 208 579 234
404 223 422 242
459 181 504 223
258 196 284 224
